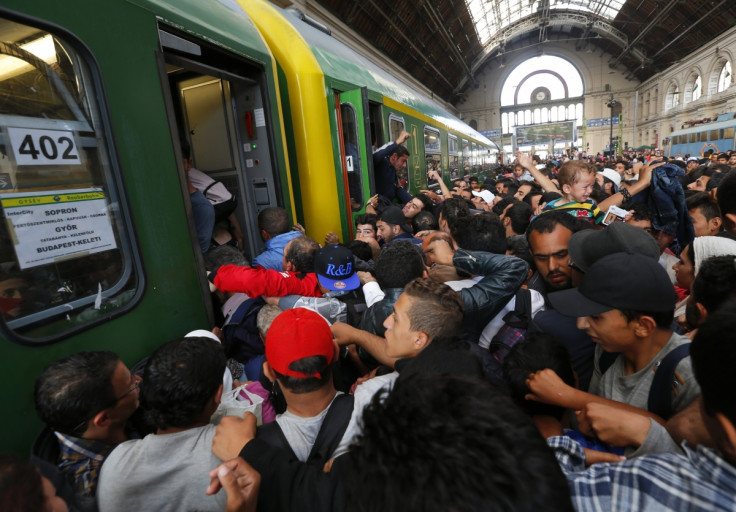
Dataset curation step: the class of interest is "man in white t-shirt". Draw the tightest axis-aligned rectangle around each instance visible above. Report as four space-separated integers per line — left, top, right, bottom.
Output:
97 336 229 512
213 308 361 464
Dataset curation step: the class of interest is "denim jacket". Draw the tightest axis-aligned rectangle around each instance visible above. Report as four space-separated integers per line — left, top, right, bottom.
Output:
252 230 303 270
644 164 694 250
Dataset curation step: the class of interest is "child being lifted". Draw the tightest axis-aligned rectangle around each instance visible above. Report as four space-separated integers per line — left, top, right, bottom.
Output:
515 151 660 224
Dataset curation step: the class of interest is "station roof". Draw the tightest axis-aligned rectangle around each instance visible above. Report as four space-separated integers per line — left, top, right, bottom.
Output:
313 0 736 104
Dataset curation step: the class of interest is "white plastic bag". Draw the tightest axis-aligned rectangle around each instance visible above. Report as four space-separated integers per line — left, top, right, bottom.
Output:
210 383 264 426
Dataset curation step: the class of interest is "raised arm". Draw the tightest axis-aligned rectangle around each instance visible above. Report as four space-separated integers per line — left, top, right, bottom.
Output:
427 169 451 198
515 151 557 192
597 160 663 212
395 130 411 145
699 142 708 157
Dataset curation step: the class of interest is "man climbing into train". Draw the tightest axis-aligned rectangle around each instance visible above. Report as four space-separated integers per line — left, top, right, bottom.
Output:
373 130 413 203
252 207 303 271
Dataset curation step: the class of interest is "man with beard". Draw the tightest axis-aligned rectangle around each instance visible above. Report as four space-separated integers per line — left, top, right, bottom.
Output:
526 210 593 301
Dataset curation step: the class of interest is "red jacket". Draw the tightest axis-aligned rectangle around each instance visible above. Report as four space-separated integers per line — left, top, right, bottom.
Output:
212 265 322 298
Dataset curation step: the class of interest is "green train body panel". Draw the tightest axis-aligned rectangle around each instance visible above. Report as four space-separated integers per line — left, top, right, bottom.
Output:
0 0 288 453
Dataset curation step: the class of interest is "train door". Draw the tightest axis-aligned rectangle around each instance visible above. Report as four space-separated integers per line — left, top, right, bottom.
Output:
335 87 373 236
157 28 283 266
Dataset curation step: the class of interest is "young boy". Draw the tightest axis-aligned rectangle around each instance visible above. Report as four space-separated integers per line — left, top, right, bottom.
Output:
686 192 723 237
540 160 603 223
525 253 701 456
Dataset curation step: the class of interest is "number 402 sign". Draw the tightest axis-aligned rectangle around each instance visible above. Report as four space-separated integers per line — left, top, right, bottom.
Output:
7 127 81 166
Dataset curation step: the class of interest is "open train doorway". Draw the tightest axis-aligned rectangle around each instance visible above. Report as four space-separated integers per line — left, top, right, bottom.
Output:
155 27 284 271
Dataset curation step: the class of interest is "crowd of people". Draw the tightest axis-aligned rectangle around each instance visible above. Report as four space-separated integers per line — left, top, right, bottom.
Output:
6 132 736 512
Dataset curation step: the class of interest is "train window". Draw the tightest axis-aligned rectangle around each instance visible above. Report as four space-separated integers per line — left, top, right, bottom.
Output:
448 134 458 154
424 126 441 190
697 131 707 142
0 18 140 341
689 133 697 143
709 130 720 141
725 127 735 140
461 139 470 176
388 114 405 145
448 135 459 180
340 103 363 211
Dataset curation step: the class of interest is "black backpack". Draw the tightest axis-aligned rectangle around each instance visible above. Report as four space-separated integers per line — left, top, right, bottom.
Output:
221 297 266 363
257 394 354 469
336 289 367 328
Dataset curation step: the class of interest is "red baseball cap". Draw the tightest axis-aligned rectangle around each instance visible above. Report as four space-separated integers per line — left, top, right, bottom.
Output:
265 308 334 379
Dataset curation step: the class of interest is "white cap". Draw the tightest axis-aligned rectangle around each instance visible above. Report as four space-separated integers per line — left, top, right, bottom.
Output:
598 168 621 189
472 190 495 204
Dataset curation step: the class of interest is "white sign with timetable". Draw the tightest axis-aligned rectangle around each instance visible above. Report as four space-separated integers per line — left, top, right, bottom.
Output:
1 188 117 269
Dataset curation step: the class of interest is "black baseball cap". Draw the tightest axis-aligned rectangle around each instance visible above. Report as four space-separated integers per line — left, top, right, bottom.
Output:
379 206 412 233
568 222 660 272
549 252 677 316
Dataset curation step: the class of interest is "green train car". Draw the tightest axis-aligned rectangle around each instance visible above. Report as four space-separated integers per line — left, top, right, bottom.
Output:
0 0 497 454
0 0 293 452
242 1 500 242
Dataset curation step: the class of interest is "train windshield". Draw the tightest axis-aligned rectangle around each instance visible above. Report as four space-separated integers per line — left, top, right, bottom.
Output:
0 17 139 341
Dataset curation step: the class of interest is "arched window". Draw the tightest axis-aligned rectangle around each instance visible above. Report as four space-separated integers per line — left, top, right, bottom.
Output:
501 56 583 106
499 56 584 156
691 75 702 102
666 84 679 110
718 61 732 93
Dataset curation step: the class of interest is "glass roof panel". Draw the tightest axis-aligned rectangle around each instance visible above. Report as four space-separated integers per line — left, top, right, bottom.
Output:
466 0 625 46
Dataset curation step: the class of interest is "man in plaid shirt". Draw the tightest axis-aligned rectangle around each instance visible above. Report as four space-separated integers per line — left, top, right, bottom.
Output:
34 351 140 500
